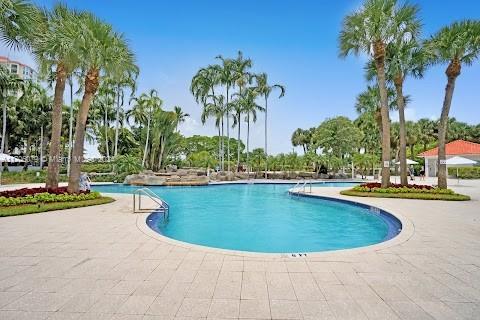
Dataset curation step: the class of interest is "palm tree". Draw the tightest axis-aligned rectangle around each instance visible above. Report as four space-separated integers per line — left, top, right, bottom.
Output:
0 65 23 154
113 70 137 157
254 72 285 178
340 0 417 187
129 89 162 167
232 51 252 170
291 128 308 153
241 88 264 174
191 65 223 168
68 13 136 193
201 95 226 166
0 0 41 49
34 4 82 188
215 55 235 172
424 20 480 188
173 105 189 132
385 33 425 185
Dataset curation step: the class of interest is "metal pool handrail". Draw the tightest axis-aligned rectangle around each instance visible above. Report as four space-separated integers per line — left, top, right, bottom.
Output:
133 187 169 221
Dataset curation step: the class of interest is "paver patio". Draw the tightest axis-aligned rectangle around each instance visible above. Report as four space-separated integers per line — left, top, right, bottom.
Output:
0 178 479 319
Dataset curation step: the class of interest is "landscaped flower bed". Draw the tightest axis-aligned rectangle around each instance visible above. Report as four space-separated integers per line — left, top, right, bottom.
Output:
341 182 470 200
0 187 89 198
352 182 454 194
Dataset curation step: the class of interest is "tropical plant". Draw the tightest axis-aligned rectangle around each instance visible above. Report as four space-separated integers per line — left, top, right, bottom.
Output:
0 0 41 49
68 12 136 193
340 0 417 187
34 4 82 188
253 72 285 177
113 154 142 174
0 64 23 154
173 105 189 131
424 20 480 188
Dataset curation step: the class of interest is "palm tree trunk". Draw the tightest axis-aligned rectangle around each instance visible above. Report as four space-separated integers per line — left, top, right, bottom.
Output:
394 77 408 186
374 42 391 188
1 89 7 153
67 77 74 177
221 116 224 171
114 85 121 157
68 68 100 193
264 95 268 179
236 112 241 171
104 105 109 160
218 126 221 167
23 136 32 171
226 86 230 172
438 61 460 189
46 64 67 188
142 113 150 168
247 113 250 176
39 125 44 169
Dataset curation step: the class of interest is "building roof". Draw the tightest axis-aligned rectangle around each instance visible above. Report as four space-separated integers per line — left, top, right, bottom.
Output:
419 140 480 157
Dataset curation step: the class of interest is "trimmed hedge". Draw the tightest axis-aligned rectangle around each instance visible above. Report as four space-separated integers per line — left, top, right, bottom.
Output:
448 167 480 179
340 190 470 201
0 191 101 207
0 187 89 198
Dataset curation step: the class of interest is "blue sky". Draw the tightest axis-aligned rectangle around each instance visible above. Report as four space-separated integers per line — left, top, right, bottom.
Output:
1 0 480 156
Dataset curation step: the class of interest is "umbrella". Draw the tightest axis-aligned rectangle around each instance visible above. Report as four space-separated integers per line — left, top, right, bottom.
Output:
445 156 477 183
0 153 24 163
395 159 418 165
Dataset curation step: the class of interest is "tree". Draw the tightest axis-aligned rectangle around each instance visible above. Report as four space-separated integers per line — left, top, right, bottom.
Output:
417 118 436 151
173 106 189 132
0 65 23 154
424 20 480 188
201 95 225 165
313 116 363 161
34 4 81 188
291 128 309 153
215 55 236 172
68 13 136 193
340 0 416 187
0 0 41 49
129 89 162 167
376 6 424 185
254 72 285 178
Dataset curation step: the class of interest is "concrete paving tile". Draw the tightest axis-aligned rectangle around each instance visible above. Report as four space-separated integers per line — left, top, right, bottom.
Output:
387 301 435 320
239 299 270 319
2 292 72 312
208 299 239 318
116 295 156 315
298 300 335 319
270 299 302 319
266 272 296 300
176 298 211 318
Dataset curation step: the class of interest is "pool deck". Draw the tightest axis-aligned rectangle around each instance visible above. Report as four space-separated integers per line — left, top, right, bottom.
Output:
0 178 479 319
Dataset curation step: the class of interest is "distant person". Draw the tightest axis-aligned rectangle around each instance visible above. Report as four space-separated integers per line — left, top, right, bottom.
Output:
409 166 415 181
420 166 425 181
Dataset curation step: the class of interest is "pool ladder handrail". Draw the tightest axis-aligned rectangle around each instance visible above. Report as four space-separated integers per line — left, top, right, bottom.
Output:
133 187 170 221
292 180 312 194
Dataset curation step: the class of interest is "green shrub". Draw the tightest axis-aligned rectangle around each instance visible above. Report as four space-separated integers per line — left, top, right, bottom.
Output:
352 185 455 195
1 171 67 184
80 162 113 173
340 190 470 201
448 167 480 179
0 191 101 207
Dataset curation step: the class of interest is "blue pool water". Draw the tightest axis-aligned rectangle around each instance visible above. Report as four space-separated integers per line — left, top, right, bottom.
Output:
93 183 401 253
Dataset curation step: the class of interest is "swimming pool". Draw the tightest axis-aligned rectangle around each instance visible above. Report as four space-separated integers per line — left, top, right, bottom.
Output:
93 183 401 253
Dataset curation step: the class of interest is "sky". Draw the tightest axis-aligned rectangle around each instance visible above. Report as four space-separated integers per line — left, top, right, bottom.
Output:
1 0 480 157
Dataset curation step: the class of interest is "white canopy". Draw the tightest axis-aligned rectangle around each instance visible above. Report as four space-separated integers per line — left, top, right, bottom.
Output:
395 159 418 165
445 156 477 165
0 153 24 163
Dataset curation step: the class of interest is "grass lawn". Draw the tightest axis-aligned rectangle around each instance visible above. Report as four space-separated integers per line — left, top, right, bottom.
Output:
340 190 470 201
0 197 115 217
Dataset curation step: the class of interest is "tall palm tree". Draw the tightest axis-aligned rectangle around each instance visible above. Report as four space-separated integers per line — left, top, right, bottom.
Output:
0 65 23 153
201 95 225 165
232 51 252 170
173 105 189 132
385 33 425 185
68 13 136 193
241 88 264 174
424 20 480 189
113 68 137 157
215 55 235 172
129 89 162 167
191 65 223 168
254 72 285 178
340 0 416 187
34 4 82 188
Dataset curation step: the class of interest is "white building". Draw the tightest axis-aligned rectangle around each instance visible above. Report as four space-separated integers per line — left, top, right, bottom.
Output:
419 140 480 177
0 55 37 82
